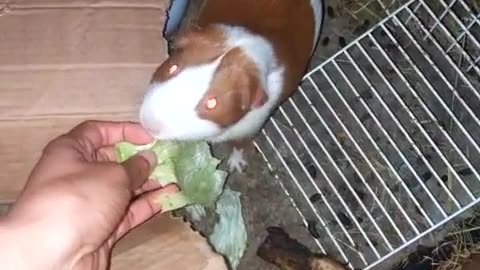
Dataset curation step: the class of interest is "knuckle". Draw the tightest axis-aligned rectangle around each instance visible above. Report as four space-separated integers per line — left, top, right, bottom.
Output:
97 156 151 190
78 120 98 129
71 120 93 133
112 164 131 182
125 156 150 178
42 134 71 153
71 120 102 136
98 163 130 186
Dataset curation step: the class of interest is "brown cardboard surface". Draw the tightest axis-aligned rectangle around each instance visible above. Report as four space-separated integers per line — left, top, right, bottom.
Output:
0 0 169 202
111 214 228 270
0 1 228 269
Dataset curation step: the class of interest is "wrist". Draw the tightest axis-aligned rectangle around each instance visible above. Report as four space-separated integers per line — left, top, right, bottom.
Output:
0 215 80 270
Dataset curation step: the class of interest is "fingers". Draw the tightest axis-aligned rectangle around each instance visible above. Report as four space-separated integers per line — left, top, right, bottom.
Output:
108 184 179 245
134 179 163 196
95 146 117 162
120 150 157 191
68 120 154 151
40 120 154 164
99 147 160 193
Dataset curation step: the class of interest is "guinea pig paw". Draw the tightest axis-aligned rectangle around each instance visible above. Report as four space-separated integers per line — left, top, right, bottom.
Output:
227 147 248 173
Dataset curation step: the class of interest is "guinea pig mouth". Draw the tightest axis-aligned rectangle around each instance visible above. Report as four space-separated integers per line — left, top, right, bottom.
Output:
139 115 161 137
151 125 223 141
145 129 174 140
145 126 161 135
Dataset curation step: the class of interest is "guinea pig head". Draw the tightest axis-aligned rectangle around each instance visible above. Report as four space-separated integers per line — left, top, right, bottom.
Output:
139 25 268 140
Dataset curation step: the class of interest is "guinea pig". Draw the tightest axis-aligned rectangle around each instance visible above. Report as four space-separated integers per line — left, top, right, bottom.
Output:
139 0 325 173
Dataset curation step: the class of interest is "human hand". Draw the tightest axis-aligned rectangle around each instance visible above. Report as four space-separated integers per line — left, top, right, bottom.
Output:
0 120 177 270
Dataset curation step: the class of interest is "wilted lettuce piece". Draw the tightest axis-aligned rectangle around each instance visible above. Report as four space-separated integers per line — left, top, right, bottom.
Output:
157 192 190 212
115 140 227 211
116 140 248 266
151 158 178 186
209 188 248 270
173 141 227 208
116 141 154 162
185 204 207 222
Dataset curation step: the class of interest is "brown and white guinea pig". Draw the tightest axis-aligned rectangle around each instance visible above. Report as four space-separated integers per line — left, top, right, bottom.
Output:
139 0 325 173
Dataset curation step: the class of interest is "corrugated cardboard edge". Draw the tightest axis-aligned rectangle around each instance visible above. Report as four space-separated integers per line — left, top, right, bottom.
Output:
0 0 170 201
1 1 228 269
111 214 228 270
176 216 229 270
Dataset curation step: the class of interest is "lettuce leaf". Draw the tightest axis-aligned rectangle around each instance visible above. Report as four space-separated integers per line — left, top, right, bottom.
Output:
209 188 248 270
115 140 227 211
115 140 248 268
185 204 207 222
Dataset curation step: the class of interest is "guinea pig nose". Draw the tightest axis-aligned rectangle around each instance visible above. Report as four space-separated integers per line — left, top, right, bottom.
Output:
146 124 162 134
140 117 162 135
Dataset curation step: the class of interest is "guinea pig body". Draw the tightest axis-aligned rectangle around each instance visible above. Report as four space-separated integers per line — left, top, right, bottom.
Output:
139 0 325 172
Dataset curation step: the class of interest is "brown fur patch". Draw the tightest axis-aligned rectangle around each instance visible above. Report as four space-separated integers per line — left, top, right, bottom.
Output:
195 47 266 127
150 24 227 83
149 0 317 139
196 0 316 105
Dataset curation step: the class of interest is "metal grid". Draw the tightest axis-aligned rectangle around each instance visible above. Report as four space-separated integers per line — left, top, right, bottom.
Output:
253 0 480 269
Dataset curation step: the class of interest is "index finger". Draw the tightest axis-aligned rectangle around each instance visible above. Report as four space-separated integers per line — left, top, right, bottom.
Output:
68 120 154 150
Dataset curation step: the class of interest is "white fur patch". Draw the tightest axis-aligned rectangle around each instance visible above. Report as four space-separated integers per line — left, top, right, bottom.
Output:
310 0 325 51
209 25 285 143
140 24 284 143
227 147 248 173
139 58 224 140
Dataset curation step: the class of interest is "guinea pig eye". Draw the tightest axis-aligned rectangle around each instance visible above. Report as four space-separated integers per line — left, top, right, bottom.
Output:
169 64 179 74
205 97 218 110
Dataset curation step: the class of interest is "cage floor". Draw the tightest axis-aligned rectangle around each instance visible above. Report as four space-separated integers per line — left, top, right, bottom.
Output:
253 0 480 269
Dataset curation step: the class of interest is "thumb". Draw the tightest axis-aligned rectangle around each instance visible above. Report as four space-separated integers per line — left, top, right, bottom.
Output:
120 150 157 191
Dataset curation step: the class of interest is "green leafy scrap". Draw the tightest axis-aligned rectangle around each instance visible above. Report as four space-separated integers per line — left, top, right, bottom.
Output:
115 140 248 268
209 188 248 270
115 140 227 211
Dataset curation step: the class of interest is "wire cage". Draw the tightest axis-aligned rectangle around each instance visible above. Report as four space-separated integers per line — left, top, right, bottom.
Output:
253 0 480 269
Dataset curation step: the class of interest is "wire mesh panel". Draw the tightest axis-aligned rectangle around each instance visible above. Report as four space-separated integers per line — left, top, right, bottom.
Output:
253 0 480 269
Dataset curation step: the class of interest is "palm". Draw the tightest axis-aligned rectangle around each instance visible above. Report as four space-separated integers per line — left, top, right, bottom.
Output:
7 121 177 270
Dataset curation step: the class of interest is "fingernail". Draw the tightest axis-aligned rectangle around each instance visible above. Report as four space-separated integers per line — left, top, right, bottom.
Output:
138 150 157 169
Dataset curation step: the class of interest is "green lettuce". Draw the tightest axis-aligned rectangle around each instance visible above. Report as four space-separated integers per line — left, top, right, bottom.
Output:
185 204 207 222
115 140 228 212
209 188 248 270
115 140 248 268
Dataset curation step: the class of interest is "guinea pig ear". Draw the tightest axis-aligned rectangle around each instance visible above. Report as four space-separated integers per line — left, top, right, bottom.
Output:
241 66 267 109
219 48 267 110
250 87 268 109
172 24 226 53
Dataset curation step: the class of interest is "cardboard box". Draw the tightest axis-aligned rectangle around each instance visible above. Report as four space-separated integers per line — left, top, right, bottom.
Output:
0 1 228 269
0 0 167 202
112 214 227 270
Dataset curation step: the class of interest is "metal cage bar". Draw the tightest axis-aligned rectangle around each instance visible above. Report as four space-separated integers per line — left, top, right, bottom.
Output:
253 0 480 269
